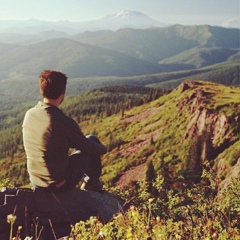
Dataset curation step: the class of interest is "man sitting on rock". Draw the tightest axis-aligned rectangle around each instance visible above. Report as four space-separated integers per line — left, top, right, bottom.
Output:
18 70 126 238
22 70 107 192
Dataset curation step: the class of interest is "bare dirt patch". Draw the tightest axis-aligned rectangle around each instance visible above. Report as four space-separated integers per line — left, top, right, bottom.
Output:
120 106 162 124
114 105 165 189
115 163 147 190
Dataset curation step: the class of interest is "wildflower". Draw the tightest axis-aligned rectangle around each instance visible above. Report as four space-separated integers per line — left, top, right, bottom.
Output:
148 198 154 203
212 233 217 238
130 205 136 210
16 226 23 239
99 230 106 237
7 214 17 240
7 214 16 224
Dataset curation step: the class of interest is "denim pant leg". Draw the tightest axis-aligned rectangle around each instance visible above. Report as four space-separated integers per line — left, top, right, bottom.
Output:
84 154 102 184
66 135 102 187
67 150 102 186
66 151 90 187
84 135 102 184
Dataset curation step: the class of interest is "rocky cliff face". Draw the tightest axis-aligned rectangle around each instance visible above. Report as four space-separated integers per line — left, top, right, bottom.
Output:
179 81 235 145
178 81 240 190
108 80 239 191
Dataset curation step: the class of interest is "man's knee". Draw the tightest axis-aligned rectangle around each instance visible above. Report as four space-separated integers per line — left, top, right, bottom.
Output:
86 135 101 144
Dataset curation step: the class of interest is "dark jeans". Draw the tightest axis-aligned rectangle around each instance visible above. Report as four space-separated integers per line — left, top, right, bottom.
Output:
65 135 102 189
66 150 102 187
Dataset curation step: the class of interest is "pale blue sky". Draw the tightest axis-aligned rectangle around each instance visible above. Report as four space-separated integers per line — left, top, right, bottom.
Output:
0 0 239 25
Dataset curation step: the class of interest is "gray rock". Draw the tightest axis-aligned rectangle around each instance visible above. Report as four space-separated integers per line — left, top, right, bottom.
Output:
0 187 128 239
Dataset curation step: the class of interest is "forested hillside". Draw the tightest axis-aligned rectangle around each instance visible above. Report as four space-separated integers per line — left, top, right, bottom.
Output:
0 59 239 97
0 81 239 192
0 85 167 186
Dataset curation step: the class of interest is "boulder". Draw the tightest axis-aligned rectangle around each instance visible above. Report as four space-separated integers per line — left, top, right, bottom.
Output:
0 187 127 239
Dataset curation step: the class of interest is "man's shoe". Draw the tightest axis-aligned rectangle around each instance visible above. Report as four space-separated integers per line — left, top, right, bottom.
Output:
80 181 103 193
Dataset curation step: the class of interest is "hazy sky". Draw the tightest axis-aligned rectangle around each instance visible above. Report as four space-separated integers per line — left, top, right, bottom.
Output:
0 0 239 25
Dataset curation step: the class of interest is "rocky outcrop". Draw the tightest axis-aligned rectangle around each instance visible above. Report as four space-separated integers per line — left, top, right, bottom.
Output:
177 81 237 155
216 157 240 191
0 187 127 240
177 81 240 192
184 109 230 147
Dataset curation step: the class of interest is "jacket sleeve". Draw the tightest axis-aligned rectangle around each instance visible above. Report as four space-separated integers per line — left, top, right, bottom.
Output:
65 117 107 156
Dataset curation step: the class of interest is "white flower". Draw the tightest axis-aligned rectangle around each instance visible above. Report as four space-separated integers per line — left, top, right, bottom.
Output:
24 237 33 240
148 198 154 203
7 214 16 224
99 230 106 237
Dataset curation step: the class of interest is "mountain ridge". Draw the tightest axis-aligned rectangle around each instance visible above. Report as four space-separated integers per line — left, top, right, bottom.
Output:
73 25 239 62
0 10 238 35
0 25 238 89
0 60 239 98
0 10 166 35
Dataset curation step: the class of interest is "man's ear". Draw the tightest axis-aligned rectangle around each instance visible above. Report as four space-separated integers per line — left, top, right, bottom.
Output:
62 87 66 95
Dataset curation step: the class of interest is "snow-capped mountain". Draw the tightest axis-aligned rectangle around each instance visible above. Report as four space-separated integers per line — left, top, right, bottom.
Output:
1 10 237 36
110 10 148 19
97 10 166 29
221 18 240 29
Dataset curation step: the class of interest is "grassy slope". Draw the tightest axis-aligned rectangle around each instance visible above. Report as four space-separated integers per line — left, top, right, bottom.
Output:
79 81 240 186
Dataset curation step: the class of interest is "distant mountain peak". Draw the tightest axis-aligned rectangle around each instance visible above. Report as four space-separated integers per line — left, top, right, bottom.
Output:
221 17 240 29
110 10 147 19
101 10 166 29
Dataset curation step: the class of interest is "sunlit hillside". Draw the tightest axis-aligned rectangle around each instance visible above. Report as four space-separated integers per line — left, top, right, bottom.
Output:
0 81 239 190
77 81 240 191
